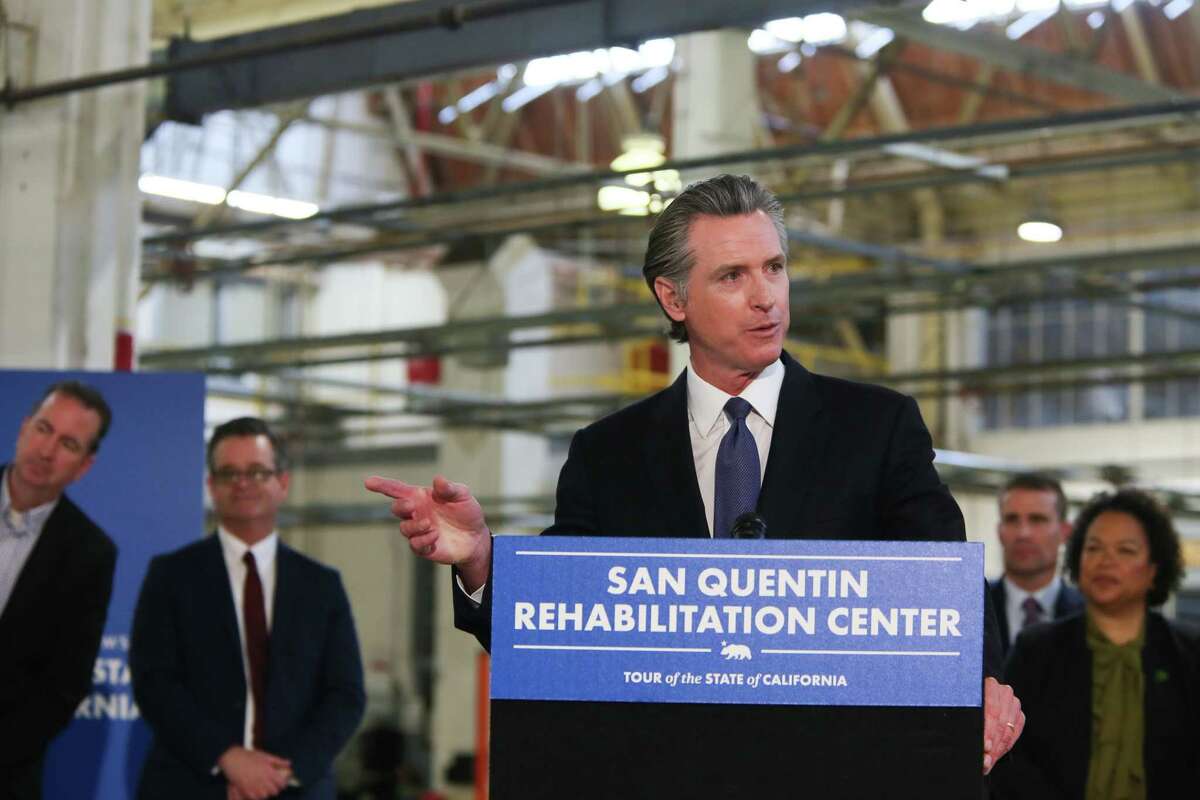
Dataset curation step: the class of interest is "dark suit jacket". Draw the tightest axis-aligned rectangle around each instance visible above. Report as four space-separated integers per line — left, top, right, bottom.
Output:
0 471 116 800
988 578 1085 659
130 535 365 800
454 353 1003 674
990 611 1200 800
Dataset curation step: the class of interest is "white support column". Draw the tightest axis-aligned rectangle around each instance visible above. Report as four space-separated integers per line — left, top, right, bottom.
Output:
431 235 553 793
0 0 149 368
668 29 758 376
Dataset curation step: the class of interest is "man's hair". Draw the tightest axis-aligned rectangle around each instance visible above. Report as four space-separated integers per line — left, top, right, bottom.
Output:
32 380 112 453
206 417 290 473
642 174 788 343
1064 488 1184 607
1000 472 1068 522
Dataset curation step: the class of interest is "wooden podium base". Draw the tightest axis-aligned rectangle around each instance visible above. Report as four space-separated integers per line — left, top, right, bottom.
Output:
491 700 981 799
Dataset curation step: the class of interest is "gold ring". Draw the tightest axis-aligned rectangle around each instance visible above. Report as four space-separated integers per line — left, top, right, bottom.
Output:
1004 722 1016 730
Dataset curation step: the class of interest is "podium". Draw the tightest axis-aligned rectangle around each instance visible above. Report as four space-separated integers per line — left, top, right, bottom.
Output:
488 537 985 799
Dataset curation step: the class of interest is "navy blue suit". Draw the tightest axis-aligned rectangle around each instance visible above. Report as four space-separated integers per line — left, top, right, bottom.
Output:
130 535 364 799
454 353 1004 675
0 477 115 800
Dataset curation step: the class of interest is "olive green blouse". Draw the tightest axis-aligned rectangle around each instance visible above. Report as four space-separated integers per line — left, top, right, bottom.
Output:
1085 610 1146 800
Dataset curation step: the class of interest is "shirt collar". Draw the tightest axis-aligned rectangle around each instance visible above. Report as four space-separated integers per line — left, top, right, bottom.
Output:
0 466 59 538
1003 574 1062 611
686 358 784 437
217 525 279 569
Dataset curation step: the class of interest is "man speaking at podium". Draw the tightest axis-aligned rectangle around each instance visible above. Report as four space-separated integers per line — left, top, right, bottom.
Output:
367 174 1024 774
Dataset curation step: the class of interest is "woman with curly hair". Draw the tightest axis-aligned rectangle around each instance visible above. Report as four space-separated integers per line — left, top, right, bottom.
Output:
991 488 1200 800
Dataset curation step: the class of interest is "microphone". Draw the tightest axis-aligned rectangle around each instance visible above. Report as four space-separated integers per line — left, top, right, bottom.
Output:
730 512 767 539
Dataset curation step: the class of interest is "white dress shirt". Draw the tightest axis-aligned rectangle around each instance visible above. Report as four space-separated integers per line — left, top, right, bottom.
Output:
216 527 278 750
0 467 59 617
686 359 783 537
460 358 787 602
1002 574 1063 646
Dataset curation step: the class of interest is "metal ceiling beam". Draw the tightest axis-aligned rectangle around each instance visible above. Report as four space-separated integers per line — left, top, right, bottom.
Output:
140 97 1200 249
161 0 873 120
852 7 1188 104
140 240 1200 375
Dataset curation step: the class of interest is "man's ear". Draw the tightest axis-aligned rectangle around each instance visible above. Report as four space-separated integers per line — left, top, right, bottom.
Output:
277 470 291 497
653 277 687 324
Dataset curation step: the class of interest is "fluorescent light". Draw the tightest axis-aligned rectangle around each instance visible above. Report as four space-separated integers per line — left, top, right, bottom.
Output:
854 26 895 59
611 133 665 173
883 142 1009 180
575 78 605 102
802 13 847 45
631 66 670 93
765 17 806 42
638 38 676 68
1111 0 1136 11
139 174 316 219
522 40 675 90
597 185 650 214
748 28 790 54
226 190 319 220
1006 8 1057 38
502 83 553 113
1017 0 1059 11
777 51 803 73
1164 0 1194 19
138 174 226 205
1017 219 1063 243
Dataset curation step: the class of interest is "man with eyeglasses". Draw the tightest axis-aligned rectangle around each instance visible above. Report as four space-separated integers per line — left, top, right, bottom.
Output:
131 417 365 800
0 381 117 800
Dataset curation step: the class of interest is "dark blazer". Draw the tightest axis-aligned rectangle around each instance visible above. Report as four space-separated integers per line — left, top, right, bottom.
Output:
130 535 365 800
988 578 1085 659
991 611 1200 800
0 472 116 800
454 353 1003 673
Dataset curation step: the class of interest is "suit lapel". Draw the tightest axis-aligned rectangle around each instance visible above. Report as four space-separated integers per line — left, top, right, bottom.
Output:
270 545 296 663
651 370 707 537
264 544 299 723
992 582 1011 649
757 352 827 538
203 533 249 686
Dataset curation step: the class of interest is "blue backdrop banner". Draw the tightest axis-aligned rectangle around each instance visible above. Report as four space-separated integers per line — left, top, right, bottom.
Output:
0 370 206 799
491 537 983 707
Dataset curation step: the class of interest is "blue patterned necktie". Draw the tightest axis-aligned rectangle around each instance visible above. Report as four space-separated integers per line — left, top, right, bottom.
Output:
714 397 761 538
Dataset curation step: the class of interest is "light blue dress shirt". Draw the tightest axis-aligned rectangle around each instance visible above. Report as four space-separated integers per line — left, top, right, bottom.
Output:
0 467 59 617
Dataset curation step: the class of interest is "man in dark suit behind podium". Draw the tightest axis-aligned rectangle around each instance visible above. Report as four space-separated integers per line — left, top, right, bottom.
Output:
988 473 1084 659
0 381 117 800
366 174 1025 774
131 418 365 800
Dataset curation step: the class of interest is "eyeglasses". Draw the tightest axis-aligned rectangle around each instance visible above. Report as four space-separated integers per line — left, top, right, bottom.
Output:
211 467 277 485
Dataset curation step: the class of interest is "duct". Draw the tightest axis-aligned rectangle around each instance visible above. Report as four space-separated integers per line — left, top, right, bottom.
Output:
156 0 874 120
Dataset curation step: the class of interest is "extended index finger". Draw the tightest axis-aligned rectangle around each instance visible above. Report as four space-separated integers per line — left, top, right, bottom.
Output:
364 475 417 499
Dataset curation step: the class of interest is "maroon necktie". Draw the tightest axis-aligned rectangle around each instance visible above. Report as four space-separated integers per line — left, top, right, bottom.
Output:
243 551 269 749
1020 596 1045 631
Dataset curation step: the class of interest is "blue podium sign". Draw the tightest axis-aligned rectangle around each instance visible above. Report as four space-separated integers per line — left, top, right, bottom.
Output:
491 537 983 708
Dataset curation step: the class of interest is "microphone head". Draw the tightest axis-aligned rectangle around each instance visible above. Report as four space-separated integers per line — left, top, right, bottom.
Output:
730 512 767 539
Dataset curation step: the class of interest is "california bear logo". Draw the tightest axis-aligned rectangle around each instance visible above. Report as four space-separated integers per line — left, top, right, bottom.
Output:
720 641 752 661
